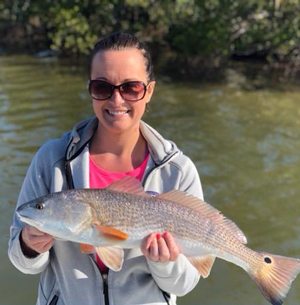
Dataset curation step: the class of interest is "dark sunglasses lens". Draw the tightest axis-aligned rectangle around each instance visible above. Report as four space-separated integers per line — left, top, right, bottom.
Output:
120 82 146 101
89 81 112 100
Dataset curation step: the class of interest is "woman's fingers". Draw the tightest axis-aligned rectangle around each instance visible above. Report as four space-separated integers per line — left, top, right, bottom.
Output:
162 231 180 261
141 232 180 262
21 225 54 254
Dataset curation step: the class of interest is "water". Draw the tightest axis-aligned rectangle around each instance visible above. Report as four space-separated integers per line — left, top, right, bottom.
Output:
1 55 300 305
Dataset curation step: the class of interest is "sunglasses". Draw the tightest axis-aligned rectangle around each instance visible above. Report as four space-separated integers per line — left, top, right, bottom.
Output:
88 80 148 101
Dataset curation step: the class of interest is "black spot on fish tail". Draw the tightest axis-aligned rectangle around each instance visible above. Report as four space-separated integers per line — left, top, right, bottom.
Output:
264 256 272 264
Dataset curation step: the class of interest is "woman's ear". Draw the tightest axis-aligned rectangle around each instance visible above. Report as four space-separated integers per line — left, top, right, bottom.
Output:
146 81 156 103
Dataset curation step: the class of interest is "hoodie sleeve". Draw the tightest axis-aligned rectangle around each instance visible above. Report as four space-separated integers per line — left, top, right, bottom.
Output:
8 146 51 274
147 254 200 296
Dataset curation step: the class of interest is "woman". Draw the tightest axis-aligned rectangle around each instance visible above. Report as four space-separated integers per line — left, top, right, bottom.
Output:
8 32 204 305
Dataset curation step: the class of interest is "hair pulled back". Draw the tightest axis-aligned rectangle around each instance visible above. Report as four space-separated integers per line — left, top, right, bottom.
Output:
89 32 154 81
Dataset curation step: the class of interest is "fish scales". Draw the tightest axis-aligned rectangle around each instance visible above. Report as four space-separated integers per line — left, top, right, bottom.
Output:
96 190 211 242
83 189 254 265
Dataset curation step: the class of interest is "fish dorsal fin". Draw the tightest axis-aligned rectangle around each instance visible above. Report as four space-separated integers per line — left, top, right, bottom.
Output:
158 191 247 244
106 177 147 197
188 255 216 278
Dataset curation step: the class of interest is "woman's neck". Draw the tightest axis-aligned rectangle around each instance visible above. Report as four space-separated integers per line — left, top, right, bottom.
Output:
89 125 148 172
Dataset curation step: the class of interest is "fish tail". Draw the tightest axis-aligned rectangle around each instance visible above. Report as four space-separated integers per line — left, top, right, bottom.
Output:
249 252 300 305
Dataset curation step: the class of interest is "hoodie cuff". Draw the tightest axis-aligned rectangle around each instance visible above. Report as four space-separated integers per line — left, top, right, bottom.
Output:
10 232 49 274
146 253 186 277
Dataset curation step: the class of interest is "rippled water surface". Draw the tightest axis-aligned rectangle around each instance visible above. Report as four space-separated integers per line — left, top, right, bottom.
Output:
1 55 300 305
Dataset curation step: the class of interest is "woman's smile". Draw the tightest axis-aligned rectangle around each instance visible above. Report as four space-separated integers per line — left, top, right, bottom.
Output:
105 108 130 118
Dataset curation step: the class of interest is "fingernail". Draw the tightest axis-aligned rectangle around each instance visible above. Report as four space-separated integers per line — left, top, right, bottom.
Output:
156 233 161 240
162 231 168 238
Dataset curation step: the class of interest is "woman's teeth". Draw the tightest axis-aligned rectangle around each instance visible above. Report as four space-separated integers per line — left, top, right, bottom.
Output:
108 110 129 115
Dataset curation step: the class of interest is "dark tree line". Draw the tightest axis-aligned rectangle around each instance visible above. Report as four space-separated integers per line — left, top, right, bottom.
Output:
0 0 299 77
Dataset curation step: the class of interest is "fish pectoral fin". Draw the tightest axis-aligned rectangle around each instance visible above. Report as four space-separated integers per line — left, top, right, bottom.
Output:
80 243 95 254
93 224 129 241
95 246 124 272
188 255 216 278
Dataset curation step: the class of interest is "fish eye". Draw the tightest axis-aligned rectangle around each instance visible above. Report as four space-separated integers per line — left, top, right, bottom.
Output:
35 202 45 210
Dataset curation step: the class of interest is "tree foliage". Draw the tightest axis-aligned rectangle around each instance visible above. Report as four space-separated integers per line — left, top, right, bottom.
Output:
0 0 299 74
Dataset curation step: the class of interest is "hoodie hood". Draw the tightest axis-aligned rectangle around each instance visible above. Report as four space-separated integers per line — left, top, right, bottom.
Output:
65 117 98 162
65 116 180 166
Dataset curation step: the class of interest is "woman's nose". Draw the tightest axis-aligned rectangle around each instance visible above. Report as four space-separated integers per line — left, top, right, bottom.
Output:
109 88 124 105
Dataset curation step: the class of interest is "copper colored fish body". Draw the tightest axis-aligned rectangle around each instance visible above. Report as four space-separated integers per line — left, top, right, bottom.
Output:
17 177 300 305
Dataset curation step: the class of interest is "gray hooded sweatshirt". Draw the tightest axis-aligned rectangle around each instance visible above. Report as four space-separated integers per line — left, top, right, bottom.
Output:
8 117 204 305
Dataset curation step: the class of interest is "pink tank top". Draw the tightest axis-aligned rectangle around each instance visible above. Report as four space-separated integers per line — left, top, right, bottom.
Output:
89 153 149 273
89 154 149 189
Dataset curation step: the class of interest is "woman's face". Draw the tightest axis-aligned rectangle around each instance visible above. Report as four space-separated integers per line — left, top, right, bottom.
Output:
90 48 155 134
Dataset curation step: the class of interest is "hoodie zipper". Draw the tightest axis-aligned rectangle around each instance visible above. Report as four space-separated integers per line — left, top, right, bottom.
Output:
48 294 58 305
89 256 110 305
102 272 110 305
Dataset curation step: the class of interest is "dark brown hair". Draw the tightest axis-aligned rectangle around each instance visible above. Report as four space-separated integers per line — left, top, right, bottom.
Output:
89 32 154 81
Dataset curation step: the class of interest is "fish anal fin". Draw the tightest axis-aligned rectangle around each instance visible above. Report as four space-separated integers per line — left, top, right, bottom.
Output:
80 243 95 254
106 177 147 196
188 255 216 278
94 224 128 241
250 252 300 305
95 246 124 272
158 191 247 244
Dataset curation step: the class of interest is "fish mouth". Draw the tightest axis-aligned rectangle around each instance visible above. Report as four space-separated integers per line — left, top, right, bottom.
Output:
16 211 39 227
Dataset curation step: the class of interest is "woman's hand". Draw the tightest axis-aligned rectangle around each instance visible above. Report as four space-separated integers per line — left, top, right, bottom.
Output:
20 225 54 257
141 231 180 263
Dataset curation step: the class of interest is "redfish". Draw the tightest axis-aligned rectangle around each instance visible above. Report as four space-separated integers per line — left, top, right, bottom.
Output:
17 177 300 305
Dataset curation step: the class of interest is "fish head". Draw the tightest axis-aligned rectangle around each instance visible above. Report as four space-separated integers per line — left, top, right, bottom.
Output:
16 191 94 240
